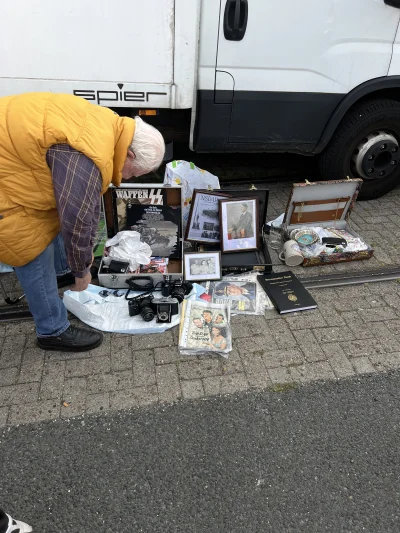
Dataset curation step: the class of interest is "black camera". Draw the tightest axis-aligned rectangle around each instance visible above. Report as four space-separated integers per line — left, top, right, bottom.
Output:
161 276 193 303
128 294 179 323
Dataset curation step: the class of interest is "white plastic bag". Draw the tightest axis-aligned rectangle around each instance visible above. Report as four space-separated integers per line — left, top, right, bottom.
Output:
103 231 152 271
63 285 180 334
164 160 220 233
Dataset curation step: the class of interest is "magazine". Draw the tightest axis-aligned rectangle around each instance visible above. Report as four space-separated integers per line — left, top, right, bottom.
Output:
126 204 181 259
199 277 257 314
113 188 166 232
179 299 232 357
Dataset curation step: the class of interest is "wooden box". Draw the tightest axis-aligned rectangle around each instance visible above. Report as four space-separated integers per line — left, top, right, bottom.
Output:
283 178 374 267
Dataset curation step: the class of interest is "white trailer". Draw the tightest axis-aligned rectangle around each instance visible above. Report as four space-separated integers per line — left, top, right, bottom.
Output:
2 0 400 199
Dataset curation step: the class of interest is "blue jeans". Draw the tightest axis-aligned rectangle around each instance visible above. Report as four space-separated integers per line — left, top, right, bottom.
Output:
14 234 71 337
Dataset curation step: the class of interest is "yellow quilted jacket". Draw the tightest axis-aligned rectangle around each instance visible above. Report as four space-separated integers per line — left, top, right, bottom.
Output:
0 92 135 267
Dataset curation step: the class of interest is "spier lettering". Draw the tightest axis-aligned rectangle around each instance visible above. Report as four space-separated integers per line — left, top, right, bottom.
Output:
73 89 168 105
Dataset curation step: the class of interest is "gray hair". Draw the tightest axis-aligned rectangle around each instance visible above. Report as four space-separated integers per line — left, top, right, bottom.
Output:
129 116 165 174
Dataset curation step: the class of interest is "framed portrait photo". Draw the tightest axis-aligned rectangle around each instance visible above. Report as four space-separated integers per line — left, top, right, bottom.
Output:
219 197 259 253
185 190 231 244
184 251 222 282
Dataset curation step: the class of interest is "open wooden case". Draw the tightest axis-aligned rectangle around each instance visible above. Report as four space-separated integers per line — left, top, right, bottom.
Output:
98 184 183 288
283 178 374 267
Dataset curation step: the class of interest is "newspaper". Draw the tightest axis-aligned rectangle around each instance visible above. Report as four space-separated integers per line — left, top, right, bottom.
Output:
179 299 232 357
196 274 273 315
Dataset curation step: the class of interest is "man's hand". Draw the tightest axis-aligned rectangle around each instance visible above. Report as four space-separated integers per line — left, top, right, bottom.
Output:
71 271 91 292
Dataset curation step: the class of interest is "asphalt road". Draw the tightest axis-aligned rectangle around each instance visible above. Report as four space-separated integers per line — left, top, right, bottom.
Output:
1 373 400 533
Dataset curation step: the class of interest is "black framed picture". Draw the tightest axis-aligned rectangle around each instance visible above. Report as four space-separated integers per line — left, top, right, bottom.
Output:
219 197 259 253
185 190 231 244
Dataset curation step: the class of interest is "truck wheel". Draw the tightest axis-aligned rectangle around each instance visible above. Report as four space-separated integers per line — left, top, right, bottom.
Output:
319 99 400 200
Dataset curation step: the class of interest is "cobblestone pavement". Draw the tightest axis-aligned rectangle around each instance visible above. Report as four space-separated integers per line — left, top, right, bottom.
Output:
1 175 400 427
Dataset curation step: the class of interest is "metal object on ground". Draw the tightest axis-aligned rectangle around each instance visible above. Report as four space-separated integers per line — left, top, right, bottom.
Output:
299 266 400 289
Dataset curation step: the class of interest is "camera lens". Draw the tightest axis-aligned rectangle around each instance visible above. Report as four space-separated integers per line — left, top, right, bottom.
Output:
171 286 186 303
158 310 169 322
139 299 155 322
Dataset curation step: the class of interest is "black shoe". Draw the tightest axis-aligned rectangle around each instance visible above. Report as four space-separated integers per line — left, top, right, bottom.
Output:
57 272 75 288
37 325 103 352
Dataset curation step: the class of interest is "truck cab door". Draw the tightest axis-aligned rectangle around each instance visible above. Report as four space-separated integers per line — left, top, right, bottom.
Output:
216 0 400 150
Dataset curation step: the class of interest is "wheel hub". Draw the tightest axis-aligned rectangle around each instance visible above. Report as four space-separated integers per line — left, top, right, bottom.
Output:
352 131 399 180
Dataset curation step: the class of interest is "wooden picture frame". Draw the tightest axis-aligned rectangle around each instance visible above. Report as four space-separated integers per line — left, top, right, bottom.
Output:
219 197 259 253
185 190 231 244
184 251 222 282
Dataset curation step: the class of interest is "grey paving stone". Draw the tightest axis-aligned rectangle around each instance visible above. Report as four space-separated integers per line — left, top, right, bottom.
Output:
0 335 24 368
66 356 111 378
293 330 325 362
86 370 134 395
249 316 271 335
9 399 60 426
179 359 221 380
351 357 376 375
0 367 18 387
61 377 87 418
203 373 248 396
0 406 8 427
382 292 400 309
310 288 339 304
86 393 110 415
5 321 35 336
340 311 376 340
0 382 39 407
333 296 385 313
109 388 139 410
369 352 400 372
230 316 255 339
110 336 133 371
239 352 270 389
220 348 244 375
18 349 44 384
284 311 327 331
156 364 181 403
385 319 400 333
181 379 204 400
312 326 355 344
334 284 371 299
367 322 400 353
268 320 298 349
357 307 398 322
267 366 294 386
368 281 399 294
154 346 189 365
340 338 389 358
235 334 278 355
133 349 156 386
290 361 336 383
322 345 355 378
135 385 159 407
40 360 66 400
263 349 304 369
315 304 347 326
130 331 174 351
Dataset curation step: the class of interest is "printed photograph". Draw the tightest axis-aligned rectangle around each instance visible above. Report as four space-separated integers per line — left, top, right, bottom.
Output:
126 204 181 259
185 190 231 243
199 279 257 313
184 251 222 282
220 197 259 252
185 304 230 351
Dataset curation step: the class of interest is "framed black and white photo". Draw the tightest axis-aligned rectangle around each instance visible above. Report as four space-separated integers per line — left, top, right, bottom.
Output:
185 190 231 244
184 251 222 282
219 197 259 253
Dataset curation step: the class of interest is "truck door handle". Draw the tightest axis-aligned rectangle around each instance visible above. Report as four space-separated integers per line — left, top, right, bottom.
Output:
223 0 248 41
385 0 400 6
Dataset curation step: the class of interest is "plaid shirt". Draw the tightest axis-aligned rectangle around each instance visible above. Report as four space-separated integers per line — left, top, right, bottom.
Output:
46 144 101 278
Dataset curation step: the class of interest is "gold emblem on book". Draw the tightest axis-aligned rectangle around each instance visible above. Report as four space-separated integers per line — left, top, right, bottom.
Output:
288 294 298 302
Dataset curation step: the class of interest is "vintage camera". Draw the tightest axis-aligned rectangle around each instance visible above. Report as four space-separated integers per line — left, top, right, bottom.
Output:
128 294 179 323
161 276 193 303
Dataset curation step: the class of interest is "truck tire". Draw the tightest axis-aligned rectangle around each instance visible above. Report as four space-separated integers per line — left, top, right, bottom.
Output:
319 99 400 200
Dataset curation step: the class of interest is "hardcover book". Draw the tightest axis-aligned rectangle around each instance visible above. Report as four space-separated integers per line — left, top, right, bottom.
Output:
257 271 317 314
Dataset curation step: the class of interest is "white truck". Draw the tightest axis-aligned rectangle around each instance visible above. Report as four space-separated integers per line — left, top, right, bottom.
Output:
2 0 400 199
